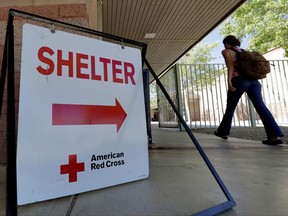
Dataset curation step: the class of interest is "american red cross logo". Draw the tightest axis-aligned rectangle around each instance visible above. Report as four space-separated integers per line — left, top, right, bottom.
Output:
60 154 85 183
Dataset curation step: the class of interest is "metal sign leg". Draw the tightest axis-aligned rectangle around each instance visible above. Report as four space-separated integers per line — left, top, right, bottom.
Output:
144 58 236 216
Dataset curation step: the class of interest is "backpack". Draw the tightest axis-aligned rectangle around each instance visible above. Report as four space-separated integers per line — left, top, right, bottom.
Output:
230 48 270 80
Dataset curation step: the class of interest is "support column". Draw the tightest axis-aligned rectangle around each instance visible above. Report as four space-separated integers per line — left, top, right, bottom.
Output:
85 0 102 31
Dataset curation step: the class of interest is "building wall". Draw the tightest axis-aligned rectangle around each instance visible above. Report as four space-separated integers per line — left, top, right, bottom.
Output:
264 48 288 60
0 2 95 164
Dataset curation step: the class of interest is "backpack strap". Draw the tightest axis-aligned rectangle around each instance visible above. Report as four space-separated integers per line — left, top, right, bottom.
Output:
228 47 245 53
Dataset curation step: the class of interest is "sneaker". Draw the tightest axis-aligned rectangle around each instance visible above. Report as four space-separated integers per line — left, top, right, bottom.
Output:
214 131 228 140
262 139 283 145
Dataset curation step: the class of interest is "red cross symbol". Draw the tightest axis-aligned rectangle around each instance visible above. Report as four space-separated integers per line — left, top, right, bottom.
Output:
60 154 85 183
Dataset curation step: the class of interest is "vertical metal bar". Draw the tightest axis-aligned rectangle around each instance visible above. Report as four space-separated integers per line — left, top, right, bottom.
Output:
275 60 285 122
188 65 194 128
278 61 288 123
176 64 184 131
241 93 245 126
231 91 236 127
156 82 161 128
187 65 199 128
214 64 221 127
272 61 281 121
219 65 226 126
248 98 256 127
204 65 210 127
174 67 180 128
186 65 191 128
157 81 162 128
145 58 236 205
265 72 273 118
143 69 152 144
269 65 277 118
141 44 147 68
209 65 216 127
6 12 18 216
189 65 195 128
282 60 288 123
199 65 206 127
260 78 268 126
178 65 184 129
281 60 288 94
215 65 221 126
191 64 202 128
261 76 267 105
184 65 189 127
186 66 191 128
241 95 248 127
243 95 249 126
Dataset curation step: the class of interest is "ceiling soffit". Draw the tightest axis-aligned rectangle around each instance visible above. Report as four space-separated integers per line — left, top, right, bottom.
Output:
102 0 245 80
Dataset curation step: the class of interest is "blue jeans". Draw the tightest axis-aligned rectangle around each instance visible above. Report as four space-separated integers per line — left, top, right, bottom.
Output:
217 76 283 138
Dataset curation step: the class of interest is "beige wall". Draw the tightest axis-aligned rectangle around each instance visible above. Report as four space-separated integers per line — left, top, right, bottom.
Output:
0 0 86 7
264 48 288 60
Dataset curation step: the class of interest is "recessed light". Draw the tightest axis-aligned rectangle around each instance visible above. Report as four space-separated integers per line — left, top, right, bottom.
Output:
144 33 156 39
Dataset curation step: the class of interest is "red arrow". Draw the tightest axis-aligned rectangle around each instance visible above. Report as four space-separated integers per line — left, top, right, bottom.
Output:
52 98 127 132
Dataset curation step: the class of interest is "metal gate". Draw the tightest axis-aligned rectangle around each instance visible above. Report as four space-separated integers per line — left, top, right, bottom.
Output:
155 60 288 129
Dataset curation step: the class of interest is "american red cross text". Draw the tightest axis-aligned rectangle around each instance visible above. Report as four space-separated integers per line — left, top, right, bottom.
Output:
60 154 85 183
36 46 136 85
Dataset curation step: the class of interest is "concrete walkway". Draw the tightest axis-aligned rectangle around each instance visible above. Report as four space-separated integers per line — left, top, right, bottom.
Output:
1 126 288 216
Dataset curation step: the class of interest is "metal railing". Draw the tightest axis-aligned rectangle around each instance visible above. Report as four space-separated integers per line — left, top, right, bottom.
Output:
155 60 288 128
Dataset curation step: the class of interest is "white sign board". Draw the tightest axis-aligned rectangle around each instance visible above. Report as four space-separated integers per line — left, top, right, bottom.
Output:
17 24 149 205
